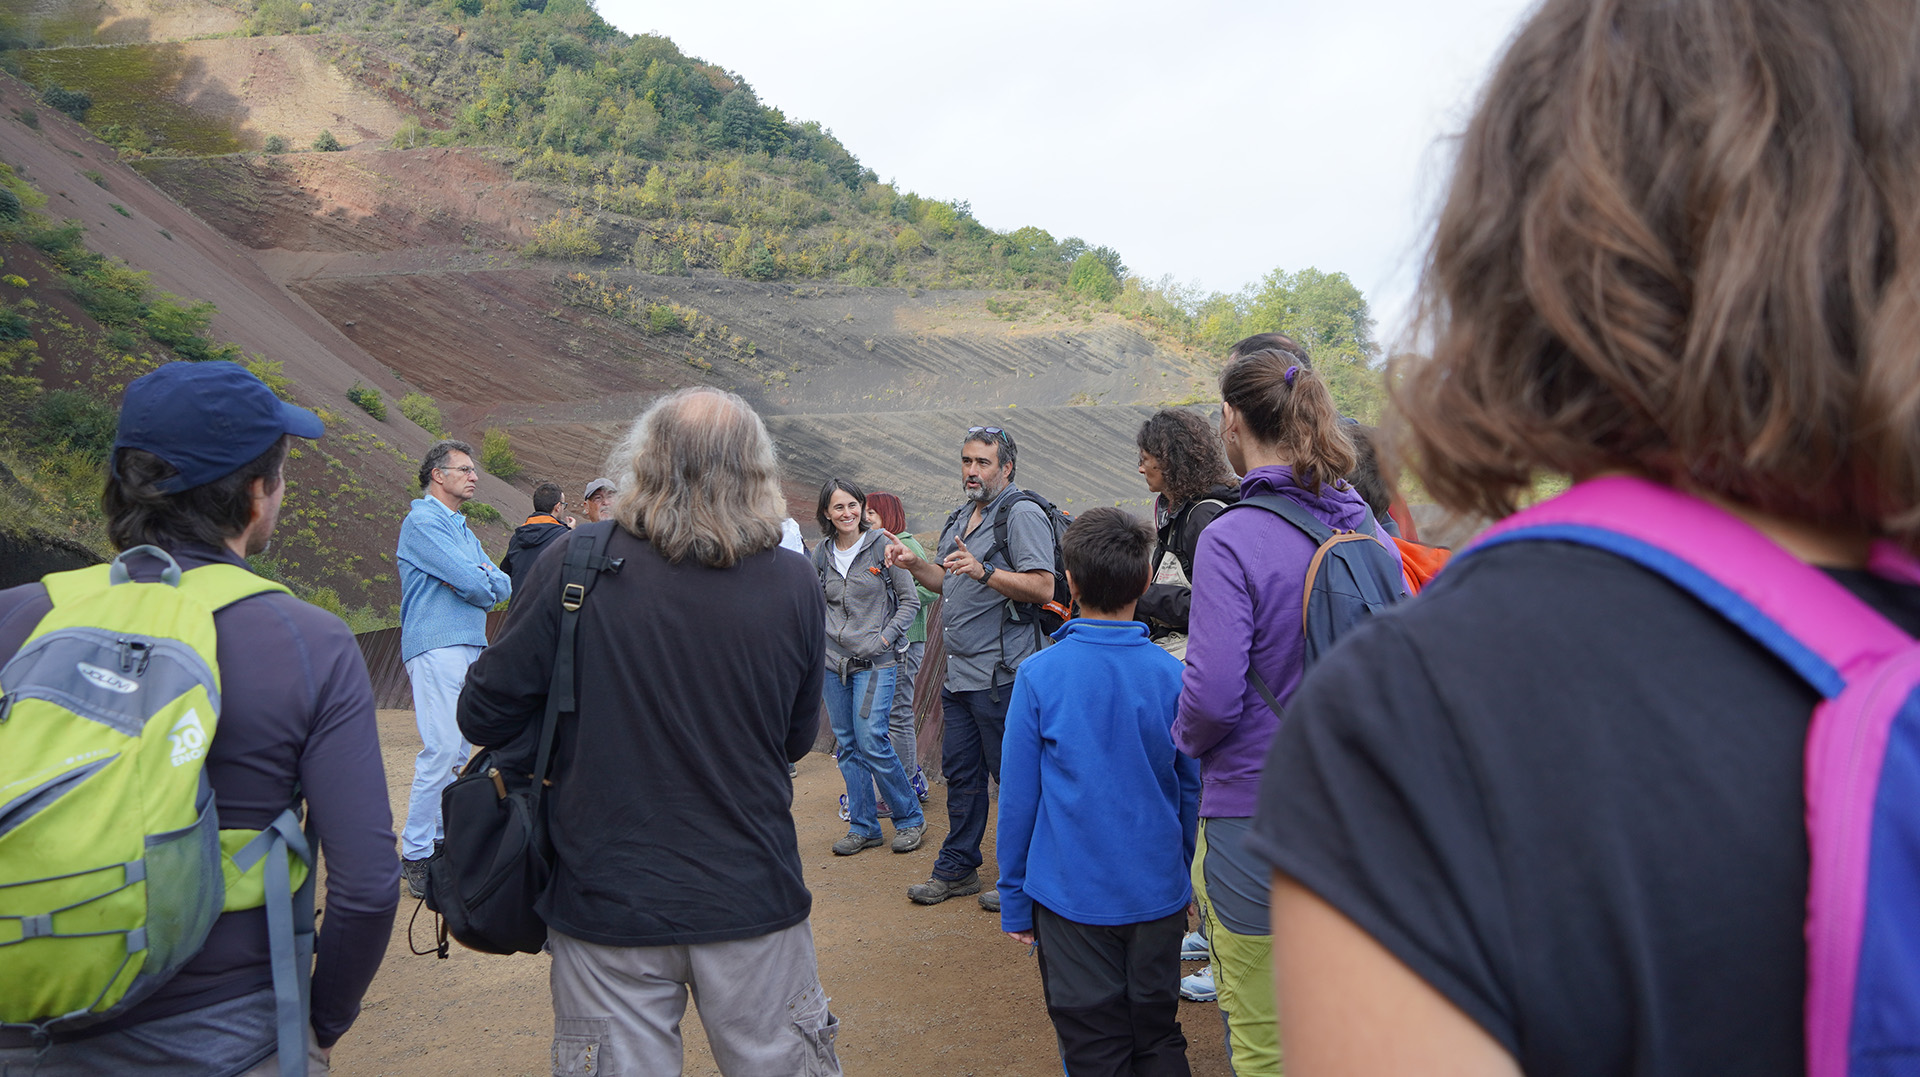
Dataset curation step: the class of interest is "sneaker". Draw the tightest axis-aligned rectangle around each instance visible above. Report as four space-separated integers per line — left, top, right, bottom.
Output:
1179 965 1217 1002
890 825 925 853
788 762 798 778
907 870 981 905
401 856 429 900
978 883 1001 913
876 796 893 818
831 831 883 856
910 766 931 803
837 793 849 822
1181 931 1210 961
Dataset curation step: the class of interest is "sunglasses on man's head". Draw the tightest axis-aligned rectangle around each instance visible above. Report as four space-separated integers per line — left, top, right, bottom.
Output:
967 426 1008 443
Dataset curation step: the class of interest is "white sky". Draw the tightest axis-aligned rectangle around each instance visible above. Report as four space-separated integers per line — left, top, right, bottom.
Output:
594 0 1540 346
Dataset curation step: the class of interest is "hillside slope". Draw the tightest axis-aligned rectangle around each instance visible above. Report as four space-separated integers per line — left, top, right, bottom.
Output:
0 71 526 607
0 0 1236 605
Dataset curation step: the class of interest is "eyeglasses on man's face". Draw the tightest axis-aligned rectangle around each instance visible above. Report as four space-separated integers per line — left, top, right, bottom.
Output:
437 465 478 476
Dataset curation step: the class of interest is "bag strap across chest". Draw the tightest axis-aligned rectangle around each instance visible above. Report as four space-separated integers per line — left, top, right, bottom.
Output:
1464 476 1920 1077
1466 476 1912 692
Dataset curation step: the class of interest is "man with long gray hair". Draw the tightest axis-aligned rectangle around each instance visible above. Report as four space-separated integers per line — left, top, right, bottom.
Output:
458 388 840 1075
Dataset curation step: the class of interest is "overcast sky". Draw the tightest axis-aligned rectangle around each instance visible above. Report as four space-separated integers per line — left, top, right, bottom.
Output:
594 0 1539 346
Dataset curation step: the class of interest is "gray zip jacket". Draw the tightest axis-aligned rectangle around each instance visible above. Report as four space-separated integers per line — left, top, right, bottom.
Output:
812 528 920 675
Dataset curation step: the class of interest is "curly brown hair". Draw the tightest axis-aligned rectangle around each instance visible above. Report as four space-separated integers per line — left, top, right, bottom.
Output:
1397 0 1920 542
1137 409 1234 509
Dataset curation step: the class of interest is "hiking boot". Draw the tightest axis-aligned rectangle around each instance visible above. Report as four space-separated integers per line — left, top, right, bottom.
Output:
907 870 981 905
890 825 925 853
832 831 883 856
1179 965 1217 1002
876 796 893 818
401 856 429 900
1181 931 1210 961
978 881 1001 913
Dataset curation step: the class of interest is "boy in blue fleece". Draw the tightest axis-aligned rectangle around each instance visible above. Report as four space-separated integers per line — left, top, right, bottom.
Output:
996 507 1201 1076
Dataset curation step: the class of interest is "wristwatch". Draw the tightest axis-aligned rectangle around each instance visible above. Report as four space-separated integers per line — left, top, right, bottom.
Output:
979 562 996 584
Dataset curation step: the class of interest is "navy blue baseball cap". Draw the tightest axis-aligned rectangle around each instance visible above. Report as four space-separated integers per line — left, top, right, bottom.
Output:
113 361 326 492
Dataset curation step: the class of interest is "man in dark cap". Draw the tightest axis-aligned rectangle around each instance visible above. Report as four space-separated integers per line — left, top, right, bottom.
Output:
0 361 398 1075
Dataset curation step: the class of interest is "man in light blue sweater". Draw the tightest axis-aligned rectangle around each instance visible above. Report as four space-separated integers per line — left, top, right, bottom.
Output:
997 508 1200 1076
395 439 511 896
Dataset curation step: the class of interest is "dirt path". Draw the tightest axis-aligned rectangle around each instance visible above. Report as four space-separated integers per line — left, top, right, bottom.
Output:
337 710 1232 1076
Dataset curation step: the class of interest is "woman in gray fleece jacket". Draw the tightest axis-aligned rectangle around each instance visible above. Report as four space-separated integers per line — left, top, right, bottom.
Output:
812 478 926 855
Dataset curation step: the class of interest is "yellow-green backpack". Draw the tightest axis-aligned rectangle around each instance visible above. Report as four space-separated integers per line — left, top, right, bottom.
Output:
0 546 315 1072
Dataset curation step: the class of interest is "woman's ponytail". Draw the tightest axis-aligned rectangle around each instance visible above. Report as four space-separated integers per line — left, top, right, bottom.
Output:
1219 340 1356 494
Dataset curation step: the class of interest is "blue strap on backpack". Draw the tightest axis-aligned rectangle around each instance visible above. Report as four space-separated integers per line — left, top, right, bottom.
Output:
1462 475 1920 1077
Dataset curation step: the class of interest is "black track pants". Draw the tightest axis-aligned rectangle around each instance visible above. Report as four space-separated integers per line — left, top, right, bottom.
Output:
1033 904 1192 1077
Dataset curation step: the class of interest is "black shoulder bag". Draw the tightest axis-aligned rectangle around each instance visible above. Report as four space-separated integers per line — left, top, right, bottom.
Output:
424 523 620 956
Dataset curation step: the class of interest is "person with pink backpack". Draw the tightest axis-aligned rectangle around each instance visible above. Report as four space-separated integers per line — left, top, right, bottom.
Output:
1249 1 1920 1075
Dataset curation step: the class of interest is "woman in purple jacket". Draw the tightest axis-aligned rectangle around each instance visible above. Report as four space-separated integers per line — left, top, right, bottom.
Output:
1173 338 1373 1075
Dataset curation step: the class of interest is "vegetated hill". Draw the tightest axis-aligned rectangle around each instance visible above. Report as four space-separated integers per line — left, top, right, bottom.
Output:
0 0 1399 612
0 71 525 617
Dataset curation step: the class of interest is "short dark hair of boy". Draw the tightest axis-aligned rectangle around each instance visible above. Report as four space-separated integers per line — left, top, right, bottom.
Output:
532 481 563 514
1062 507 1153 613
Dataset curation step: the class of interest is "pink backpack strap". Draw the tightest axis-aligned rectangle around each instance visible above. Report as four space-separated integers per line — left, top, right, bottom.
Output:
1468 475 1912 695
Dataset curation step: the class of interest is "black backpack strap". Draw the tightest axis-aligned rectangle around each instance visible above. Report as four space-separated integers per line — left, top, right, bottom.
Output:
532 524 621 789
1250 670 1285 721
1230 494 1338 546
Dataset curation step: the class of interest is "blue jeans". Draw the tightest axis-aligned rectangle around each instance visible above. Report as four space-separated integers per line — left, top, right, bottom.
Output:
402 643 481 860
933 686 1010 880
823 665 923 838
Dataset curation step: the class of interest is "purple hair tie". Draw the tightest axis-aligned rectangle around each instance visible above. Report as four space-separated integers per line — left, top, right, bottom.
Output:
1285 365 1299 385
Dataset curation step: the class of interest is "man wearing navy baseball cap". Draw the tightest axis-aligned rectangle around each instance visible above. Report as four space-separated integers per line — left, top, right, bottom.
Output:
0 361 400 1074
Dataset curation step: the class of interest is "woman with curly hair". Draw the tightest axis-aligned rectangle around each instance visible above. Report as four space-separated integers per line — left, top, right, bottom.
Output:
1134 407 1240 657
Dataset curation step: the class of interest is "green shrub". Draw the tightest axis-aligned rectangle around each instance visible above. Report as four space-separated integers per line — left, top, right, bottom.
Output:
391 117 428 149
245 357 294 400
0 189 20 222
460 500 502 524
347 382 387 420
480 427 520 480
0 306 29 341
1067 252 1120 302
398 392 444 435
263 135 288 154
312 129 342 152
42 86 91 123
644 302 682 333
29 390 118 461
525 209 602 259
110 203 130 218
16 110 37 130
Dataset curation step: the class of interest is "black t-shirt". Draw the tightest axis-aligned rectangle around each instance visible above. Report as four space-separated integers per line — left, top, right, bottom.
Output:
1252 541 1920 1076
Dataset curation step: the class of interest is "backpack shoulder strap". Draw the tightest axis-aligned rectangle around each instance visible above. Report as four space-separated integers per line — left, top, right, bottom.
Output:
1230 494 1336 546
991 492 1040 568
1465 475 1911 696
535 524 622 784
179 563 291 610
